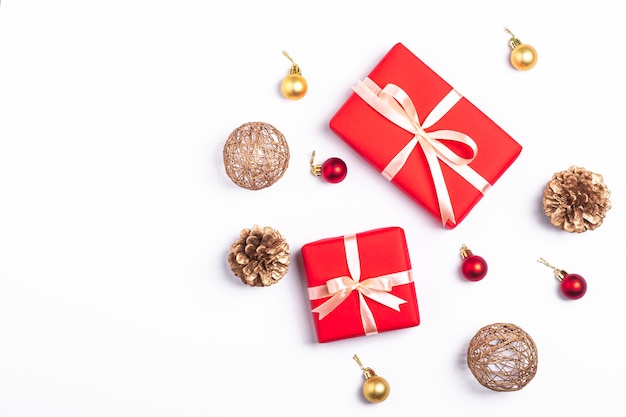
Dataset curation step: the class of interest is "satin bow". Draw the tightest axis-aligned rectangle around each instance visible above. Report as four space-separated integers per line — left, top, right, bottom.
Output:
352 77 491 226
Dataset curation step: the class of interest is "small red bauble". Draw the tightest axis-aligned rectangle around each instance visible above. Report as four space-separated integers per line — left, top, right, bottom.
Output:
320 157 347 183
460 244 488 281
559 273 587 300
310 151 347 183
538 258 587 300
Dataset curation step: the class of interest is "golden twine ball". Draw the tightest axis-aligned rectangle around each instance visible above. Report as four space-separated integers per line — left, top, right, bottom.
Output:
223 122 290 190
467 323 538 392
543 165 611 233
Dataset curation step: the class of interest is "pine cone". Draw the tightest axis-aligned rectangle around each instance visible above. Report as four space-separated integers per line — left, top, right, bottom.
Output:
543 166 611 233
228 225 290 287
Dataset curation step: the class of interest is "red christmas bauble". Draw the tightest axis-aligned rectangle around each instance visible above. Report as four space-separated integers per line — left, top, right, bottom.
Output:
321 157 347 183
461 255 488 281
560 273 587 300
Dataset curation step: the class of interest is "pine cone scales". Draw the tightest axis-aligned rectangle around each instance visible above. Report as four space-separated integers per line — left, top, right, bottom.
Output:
228 226 290 287
543 166 611 233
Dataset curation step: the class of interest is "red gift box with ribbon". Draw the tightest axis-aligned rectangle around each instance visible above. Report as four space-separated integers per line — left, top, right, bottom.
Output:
329 43 522 229
301 227 420 343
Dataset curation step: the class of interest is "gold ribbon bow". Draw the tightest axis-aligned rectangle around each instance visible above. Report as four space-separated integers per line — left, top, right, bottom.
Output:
352 77 491 226
307 234 413 336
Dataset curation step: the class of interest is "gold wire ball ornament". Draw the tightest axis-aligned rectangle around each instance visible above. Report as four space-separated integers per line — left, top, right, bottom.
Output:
353 354 390 403
227 225 290 287
505 27 538 70
467 323 538 392
223 122 290 190
280 51 308 100
542 166 611 233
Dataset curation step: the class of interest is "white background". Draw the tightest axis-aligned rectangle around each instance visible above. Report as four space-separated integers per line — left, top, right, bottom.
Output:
1 1 624 416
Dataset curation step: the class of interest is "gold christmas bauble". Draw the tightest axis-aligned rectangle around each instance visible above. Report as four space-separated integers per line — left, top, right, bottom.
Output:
281 74 308 100
362 376 390 403
510 44 538 71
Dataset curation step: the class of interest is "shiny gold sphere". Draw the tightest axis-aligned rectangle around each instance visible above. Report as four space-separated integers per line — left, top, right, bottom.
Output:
362 376 390 403
280 74 308 100
510 44 538 71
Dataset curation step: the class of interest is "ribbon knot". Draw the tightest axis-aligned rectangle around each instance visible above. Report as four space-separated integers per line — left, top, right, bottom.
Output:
352 78 492 226
325 275 394 296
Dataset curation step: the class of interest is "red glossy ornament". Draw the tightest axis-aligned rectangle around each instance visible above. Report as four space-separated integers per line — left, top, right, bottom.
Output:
460 244 488 281
560 273 587 300
537 258 587 300
310 151 347 183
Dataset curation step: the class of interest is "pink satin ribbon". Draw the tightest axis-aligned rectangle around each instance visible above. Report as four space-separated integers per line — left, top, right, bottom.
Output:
352 77 492 226
307 234 413 336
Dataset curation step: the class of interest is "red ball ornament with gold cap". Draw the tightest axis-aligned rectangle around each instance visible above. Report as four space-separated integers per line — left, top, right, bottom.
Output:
537 258 587 300
310 150 347 183
459 244 488 281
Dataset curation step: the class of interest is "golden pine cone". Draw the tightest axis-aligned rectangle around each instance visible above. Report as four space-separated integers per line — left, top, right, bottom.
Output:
543 166 611 233
227 225 290 287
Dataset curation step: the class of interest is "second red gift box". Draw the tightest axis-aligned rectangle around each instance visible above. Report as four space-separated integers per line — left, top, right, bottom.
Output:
301 227 420 343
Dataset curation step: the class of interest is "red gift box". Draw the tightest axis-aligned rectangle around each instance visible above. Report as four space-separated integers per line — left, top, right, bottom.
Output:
329 43 522 229
301 227 420 343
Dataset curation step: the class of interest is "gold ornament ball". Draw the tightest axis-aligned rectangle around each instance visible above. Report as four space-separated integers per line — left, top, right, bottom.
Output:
281 74 308 100
362 376 390 403
510 44 538 71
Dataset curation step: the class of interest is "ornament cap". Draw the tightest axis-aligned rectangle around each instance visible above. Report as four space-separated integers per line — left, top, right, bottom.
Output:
362 367 376 380
554 269 567 282
460 244 473 259
288 64 302 75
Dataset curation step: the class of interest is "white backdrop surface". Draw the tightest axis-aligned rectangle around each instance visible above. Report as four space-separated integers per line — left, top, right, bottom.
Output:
1 1 624 416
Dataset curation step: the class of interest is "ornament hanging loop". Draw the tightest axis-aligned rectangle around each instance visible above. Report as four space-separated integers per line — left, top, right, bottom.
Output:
353 354 374 379
504 27 522 49
282 50 302 75
537 257 556 269
310 150 322 176
537 257 566 281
